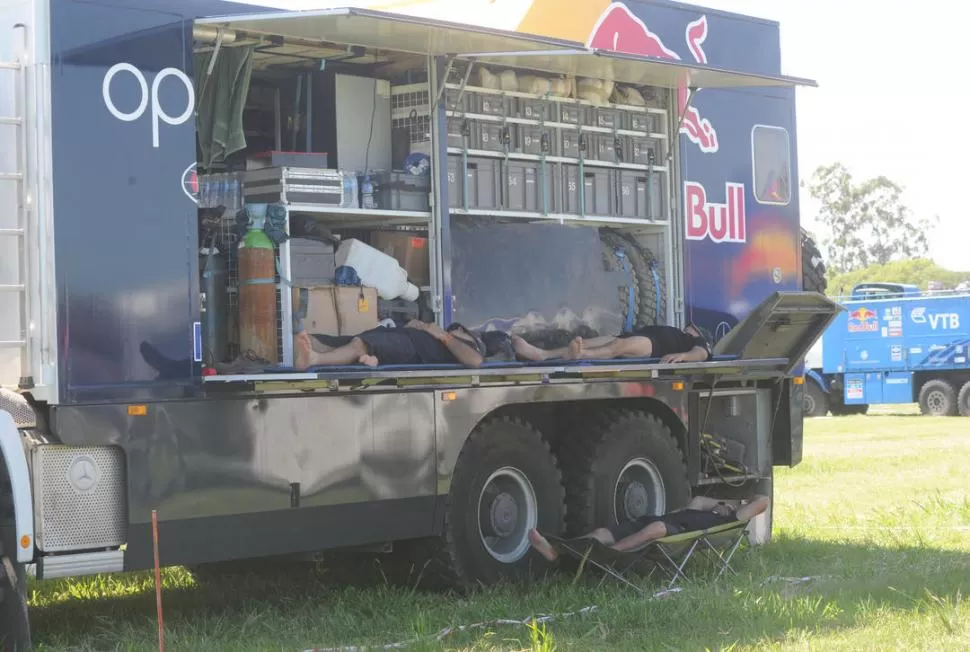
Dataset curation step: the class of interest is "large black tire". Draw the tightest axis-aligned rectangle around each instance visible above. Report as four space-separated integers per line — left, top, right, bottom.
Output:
957 381 970 417
431 417 564 588
0 542 31 651
919 379 958 416
602 230 667 328
801 229 827 294
803 379 829 418
559 410 690 537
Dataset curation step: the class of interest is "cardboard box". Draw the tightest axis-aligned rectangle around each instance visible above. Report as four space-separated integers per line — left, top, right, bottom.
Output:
371 232 430 287
292 285 378 336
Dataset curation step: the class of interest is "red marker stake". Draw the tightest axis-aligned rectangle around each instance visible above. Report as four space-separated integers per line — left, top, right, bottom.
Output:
152 509 165 652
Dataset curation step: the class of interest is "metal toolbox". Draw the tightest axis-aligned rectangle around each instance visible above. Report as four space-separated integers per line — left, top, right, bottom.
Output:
516 124 557 156
471 92 509 117
476 122 513 152
503 160 559 213
593 106 622 130
448 155 501 210
446 117 475 149
556 102 591 126
623 136 661 167
289 238 336 286
616 170 664 219
515 97 555 122
559 129 585 159
562 165 612 216
243 167 359 207
589 134 623 163
626 111 658 134
376 172 431 212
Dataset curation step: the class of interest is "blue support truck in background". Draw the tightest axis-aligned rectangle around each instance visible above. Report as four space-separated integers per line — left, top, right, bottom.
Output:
804 283 970 417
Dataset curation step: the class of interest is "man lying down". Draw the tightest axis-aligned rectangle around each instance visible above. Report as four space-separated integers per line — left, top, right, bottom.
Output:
512 322 713 364
528 493 771 562
294 321 712 370
294 321 486 370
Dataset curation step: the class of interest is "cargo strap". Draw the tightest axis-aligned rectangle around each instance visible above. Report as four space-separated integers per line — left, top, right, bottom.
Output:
615 247 636 333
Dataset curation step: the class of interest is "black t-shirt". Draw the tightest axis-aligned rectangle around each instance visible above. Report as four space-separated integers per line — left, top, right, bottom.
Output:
627 325 711 360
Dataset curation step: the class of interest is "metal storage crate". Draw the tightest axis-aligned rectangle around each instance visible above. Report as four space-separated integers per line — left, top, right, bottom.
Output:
471 92 509 117
448 155 501 210
516 124 557 156
476 122 513 152
557 102 592 126
560 129 586 159
616 170 664 220
503 160 560 214
243 167 358 207
377 172 431 212
290 238 336 285
562 165 612 216
627 111 657 134
515 97 555 122
593 106 622 130
446 117 475 149
623 136 662 167
589 134 623 163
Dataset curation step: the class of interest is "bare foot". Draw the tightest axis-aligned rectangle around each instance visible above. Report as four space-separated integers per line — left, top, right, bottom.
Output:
511 335 545 362
358 354 379 367
564 337 584 360
295 331 314 370
528 529 558 563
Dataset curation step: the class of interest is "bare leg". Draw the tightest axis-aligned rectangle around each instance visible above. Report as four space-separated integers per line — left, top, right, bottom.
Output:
571 336 654 360
528 527 615 563
295 332 374 369
611 520 667 551
512 335 569 361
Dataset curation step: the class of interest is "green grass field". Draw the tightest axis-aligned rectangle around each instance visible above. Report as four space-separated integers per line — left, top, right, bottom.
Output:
27 408 970 651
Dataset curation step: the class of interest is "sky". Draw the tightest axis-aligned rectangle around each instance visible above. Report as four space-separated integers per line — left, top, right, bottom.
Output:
701 0 970 270
233 0 970 269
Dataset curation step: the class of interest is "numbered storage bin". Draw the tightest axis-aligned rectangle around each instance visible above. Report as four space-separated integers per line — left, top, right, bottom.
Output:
447 156 502 210
616 170 665 220
503 160 560 214
562 165 612 216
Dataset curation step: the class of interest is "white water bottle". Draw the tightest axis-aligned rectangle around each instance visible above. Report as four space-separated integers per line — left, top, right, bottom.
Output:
335 238 420 301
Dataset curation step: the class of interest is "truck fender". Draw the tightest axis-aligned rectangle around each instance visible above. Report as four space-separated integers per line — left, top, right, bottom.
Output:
805 369 829 394
0 411 34 564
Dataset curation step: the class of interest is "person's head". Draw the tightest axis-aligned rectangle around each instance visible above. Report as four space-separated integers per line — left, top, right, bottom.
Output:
684 322 712 344
446 323 486 356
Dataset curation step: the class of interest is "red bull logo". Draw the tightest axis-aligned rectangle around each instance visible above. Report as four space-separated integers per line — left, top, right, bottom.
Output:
848 307 879 333
587 3 718 153
685 181 746 243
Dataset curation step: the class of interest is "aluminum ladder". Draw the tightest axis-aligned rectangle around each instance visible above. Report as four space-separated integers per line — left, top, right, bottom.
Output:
0 33 33 390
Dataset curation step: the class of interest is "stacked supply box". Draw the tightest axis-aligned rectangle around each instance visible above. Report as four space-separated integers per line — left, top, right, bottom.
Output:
244 167 359 207
392 79 670 222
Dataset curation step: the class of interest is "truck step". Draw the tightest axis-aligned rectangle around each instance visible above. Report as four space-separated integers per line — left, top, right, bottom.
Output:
0 116 22 126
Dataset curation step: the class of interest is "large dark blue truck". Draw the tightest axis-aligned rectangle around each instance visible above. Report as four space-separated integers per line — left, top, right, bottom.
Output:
0 0 833 645
804 283 970 417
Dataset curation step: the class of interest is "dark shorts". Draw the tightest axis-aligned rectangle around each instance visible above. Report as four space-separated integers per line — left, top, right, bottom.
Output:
607 509 737 541
312 328 456 365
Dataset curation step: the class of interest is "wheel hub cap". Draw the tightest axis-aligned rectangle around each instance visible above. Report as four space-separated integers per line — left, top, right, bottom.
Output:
489 491 519 538
614 458 666 522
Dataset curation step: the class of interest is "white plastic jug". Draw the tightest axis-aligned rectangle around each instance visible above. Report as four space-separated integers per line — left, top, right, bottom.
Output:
335 238 421 302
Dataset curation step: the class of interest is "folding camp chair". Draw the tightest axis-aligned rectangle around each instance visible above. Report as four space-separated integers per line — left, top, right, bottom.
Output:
547 518 751 594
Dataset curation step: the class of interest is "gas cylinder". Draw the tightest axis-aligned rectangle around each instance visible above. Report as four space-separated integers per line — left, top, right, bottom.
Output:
238 206 278 363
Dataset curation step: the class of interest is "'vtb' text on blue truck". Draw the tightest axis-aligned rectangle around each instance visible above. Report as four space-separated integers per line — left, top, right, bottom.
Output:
0 0 834 646
804 283 970 417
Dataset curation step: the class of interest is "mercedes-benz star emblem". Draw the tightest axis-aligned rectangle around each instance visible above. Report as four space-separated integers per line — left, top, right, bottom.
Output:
67 455 101 494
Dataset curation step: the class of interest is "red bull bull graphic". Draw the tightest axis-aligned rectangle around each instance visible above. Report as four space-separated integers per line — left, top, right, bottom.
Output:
586 3 718 153
848 307 879 333
684 181 746 243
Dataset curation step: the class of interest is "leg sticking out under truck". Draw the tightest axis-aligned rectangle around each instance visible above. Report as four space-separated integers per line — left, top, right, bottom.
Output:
0 0 835 645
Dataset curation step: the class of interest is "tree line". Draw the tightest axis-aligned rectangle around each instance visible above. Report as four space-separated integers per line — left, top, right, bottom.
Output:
804 163 966 295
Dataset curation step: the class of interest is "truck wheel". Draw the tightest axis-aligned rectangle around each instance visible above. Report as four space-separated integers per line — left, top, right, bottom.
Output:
956 381 970 417
0 541 31 651
559 410 689 537
801 229 827 294
434 417 564 588
803 380 828 417
919 379 957 416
